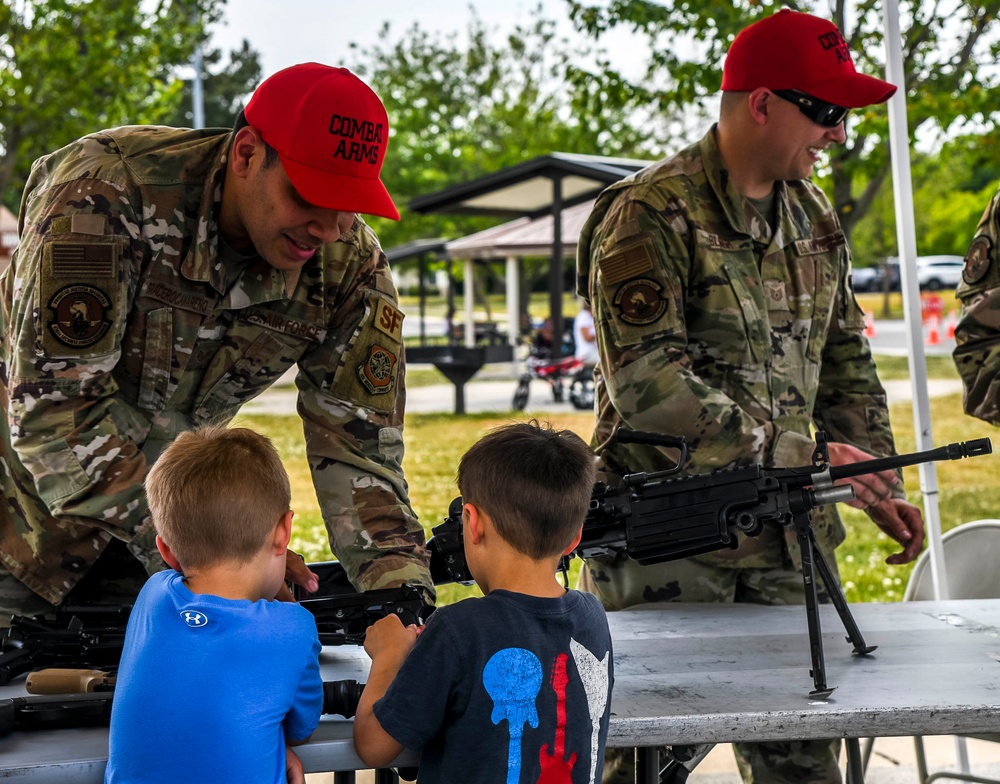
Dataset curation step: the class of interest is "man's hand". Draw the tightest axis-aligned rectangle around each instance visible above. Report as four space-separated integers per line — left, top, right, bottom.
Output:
276 550 319 603
826 442 900 509
868 498 925 564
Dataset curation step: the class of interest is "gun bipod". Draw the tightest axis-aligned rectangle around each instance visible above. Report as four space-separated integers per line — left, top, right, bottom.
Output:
794 509 876 700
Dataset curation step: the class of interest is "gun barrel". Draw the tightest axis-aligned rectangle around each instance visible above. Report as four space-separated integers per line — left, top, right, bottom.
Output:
828 438 992 483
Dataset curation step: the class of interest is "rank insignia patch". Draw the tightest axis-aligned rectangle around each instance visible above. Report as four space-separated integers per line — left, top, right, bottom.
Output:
614 278 667 325
358 343 397 395
48 284 113 348
964 235 992 285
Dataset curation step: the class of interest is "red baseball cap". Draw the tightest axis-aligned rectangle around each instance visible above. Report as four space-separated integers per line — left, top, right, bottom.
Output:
244 63 400 221
721 9 896 109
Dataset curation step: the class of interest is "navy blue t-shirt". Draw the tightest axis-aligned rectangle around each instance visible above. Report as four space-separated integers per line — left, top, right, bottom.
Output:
374 589 613 784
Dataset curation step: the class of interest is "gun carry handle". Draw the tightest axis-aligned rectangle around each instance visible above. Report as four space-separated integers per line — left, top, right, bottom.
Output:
614 428 688 475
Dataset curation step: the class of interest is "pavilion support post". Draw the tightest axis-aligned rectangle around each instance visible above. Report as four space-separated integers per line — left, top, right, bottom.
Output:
464 257 475 348
549 176 564 357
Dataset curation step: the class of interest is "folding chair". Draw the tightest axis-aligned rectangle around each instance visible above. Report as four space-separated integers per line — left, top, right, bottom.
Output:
864 520 1000 784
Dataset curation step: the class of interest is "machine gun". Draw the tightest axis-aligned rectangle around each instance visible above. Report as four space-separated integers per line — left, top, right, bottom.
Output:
0 606 131 687
575 428 993 697
428 429 993 697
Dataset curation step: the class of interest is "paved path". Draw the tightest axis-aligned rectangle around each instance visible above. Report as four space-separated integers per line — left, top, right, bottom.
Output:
240 373 964 417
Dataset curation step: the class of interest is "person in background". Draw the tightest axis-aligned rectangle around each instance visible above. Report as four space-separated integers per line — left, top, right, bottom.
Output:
574 300 600 366
354 420 613 784
105 426 322 784
577 10 924 783
0 62 432 622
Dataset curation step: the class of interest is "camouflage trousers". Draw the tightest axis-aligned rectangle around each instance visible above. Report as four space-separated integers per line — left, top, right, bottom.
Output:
0 538 149 627
581 554 843 784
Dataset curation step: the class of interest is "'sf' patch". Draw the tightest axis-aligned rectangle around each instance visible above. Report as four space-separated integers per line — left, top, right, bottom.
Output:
374 296 404 342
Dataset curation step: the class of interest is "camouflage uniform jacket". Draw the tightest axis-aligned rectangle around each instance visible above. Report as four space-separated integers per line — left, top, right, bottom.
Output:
955 185 1000 424
577 127 898 568
0 126 431 605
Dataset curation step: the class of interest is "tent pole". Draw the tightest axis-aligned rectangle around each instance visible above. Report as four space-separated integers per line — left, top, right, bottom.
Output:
883 0 948 599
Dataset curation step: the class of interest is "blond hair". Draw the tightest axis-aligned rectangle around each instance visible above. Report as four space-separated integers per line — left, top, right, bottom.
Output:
145 426 291 570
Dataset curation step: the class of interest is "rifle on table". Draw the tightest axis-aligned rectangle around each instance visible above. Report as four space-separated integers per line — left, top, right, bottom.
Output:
0 676 368 737
295 500 472 646
0 606 130 687
574 428 993 697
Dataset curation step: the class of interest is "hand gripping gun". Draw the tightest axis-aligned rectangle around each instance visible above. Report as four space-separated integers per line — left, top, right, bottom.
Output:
580 429 992 697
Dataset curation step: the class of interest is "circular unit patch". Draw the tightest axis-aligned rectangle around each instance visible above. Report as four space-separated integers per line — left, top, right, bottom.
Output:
964 235 993 285
48 284 113 348
614 278 668 325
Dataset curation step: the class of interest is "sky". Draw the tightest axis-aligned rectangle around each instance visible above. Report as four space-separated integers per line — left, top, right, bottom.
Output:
207 0 647 81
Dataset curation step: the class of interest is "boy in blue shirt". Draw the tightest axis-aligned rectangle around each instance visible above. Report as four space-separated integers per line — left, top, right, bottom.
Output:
105 426 323 784
355 420 613 784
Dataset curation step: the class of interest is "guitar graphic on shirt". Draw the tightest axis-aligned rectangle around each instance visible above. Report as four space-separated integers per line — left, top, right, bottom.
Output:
536 652 577 783
483 648 542 784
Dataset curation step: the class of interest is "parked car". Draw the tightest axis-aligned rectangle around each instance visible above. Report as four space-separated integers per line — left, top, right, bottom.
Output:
874 255 965 292
915 255 964 291
850 266 882 293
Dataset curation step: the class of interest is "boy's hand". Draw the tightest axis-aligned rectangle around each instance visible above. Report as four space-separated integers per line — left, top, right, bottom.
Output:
363 614 420 662
285 746 305 784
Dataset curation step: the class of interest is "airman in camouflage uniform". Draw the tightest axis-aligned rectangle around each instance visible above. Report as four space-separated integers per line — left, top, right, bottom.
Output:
0 64 432 620
955 186 1000 423
577 11 925 784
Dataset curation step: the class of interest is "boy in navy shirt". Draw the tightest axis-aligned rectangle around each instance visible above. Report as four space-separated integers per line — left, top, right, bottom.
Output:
355 420 613 784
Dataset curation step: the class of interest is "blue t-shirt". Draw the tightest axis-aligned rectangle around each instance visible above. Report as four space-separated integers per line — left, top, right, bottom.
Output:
374 589 613 784
105 570 323 784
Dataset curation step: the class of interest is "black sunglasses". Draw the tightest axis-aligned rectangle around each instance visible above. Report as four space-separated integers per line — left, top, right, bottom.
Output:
772 89 850 128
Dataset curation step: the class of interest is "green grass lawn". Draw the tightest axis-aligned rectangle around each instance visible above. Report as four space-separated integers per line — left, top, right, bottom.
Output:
234 369 999 606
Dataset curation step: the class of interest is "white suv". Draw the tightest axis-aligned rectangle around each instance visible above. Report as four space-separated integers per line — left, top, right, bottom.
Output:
915 255 964 291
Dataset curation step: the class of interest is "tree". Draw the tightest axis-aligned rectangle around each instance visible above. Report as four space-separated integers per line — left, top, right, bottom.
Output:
851 133 1000 262
347 6 659 253
165 40 263 130
0 0 223 211
346 6 662 323
565 0 1000 243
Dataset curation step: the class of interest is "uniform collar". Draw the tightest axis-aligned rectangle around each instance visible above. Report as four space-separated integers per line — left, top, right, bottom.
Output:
179 135 231 293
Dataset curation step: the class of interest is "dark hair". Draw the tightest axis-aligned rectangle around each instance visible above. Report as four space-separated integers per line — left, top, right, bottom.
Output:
232 110 280 168
457 420 596 559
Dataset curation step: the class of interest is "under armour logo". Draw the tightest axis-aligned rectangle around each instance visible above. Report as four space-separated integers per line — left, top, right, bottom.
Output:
180 610 209 628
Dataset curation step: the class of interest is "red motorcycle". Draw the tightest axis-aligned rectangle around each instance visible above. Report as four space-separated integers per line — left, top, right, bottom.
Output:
511 349 593 411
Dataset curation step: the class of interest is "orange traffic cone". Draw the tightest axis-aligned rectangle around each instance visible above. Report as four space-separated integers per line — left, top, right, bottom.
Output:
945 309 958 340
864 312 876 339
926 315 941 346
